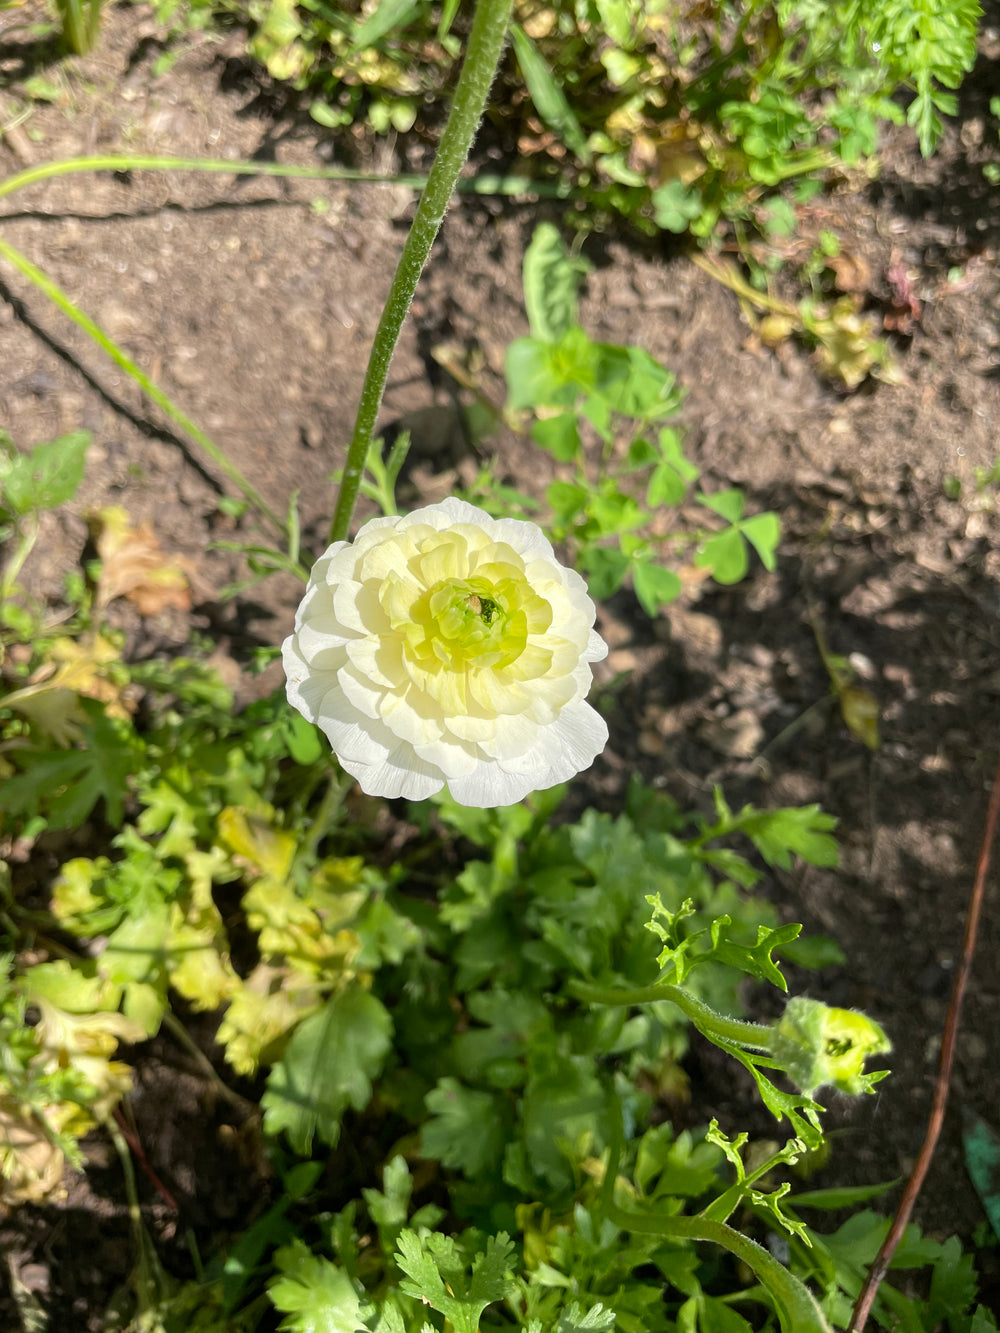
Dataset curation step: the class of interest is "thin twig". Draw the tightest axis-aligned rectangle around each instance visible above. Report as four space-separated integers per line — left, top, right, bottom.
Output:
113 1106 179 1213
849 751 1000 1331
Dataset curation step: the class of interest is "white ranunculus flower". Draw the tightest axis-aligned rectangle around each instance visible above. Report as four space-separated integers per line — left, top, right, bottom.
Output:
282 497 609 806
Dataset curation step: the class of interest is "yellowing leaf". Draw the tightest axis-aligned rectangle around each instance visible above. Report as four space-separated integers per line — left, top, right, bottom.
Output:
244 879 361 977
3 634 128 737
217 966 322 1076
839 685 880 751
218 806 296 882
22 962 144 1124
2 683 85 746
51 856 110 928
90 505 192 615
168 890 240 1013
0 1102 67 1205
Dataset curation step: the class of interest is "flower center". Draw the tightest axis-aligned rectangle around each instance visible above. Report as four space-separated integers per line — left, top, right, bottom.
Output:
409 577 528 671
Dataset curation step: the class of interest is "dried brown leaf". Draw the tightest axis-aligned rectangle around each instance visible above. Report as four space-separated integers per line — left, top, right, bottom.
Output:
90 506 193 615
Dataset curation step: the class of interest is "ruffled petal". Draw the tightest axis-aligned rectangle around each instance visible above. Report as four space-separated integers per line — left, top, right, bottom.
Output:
284 499 608 807
445 762 541 809
341 744 444 801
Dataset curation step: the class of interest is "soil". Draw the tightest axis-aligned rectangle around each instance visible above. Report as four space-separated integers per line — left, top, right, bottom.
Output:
2 2 1000 1326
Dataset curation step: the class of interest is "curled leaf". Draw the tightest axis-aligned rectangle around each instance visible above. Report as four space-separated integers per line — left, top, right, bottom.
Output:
90 506 192 615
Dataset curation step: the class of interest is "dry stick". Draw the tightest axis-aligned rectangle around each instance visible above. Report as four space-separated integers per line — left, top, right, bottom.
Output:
849 750 1000 1331
112 1106 179 1213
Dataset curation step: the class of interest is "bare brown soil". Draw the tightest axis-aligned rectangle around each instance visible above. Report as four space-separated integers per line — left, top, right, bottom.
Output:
2 2 1000 1325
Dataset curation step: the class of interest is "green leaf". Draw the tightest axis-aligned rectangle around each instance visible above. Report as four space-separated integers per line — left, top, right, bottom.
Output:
547 480 589 523
522 223 589 343
269 1239 364 1333
580 546 631 599
351 0 418 48
625 436 659 471
740 512 781 571
589 488 645 534
713 798 839 871
787 1180 897 1211
632 561 682 616
2 699 140 829
396 1231 515 1333
701 1296 754 1332
510 24 591 165
593 344 680 419
697 489 745 524
593 0 633 47
697 526 748 585
533 414 581 462
553 1304 617 1333
284 711 323 765
963 1110 1000 1242
0 430 90 517
506 329 597 410
652 181 704 233
778 935 846 971
928 1235 978 1326
221 1163 321 1312
262 989 393 1155
647 462 686 507
421 1077 508 1177
710 920 803 991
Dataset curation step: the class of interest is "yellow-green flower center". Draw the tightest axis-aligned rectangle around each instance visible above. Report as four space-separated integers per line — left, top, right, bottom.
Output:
407 576 527 670
374 534 557 683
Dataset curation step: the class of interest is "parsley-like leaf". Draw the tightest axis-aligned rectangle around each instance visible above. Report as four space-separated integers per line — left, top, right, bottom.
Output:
396 1231 515 1333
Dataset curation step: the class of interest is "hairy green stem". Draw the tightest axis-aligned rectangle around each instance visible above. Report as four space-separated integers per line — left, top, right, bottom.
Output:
605 1204 832 1333
328 0 515 544
0 234 286 536
571 979 774 1051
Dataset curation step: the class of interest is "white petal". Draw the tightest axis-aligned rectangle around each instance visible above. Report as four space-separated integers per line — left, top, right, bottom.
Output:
331 578 373 634
489 517 556 560
338 664 383 720
323 716 393 765
412 733 480 777
295 608 351 659
379 688 444 745
517 702 607 784
352 514 404 543
585 628 609 662
305 541 349 584
401 496 494 530
478 712 540 762
358 537 423 584
287 673 338 725
346 636 405 691
342 744 444 801
445 761 540 808
446 711 498 744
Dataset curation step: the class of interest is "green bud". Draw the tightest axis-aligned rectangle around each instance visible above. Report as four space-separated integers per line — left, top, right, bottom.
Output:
772 997 890 1097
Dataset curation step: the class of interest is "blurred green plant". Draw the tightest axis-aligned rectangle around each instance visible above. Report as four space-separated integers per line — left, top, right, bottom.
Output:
130 0 981 238
53 0 102 51
0 429 993 1331
499 224 781 611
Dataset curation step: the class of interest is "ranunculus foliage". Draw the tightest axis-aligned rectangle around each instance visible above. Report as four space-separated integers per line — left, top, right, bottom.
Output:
282 498 608 806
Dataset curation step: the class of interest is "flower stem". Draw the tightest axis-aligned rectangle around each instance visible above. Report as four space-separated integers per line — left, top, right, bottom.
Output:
605 1204 832 1333
571 979 774 1051
328 0 515 545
